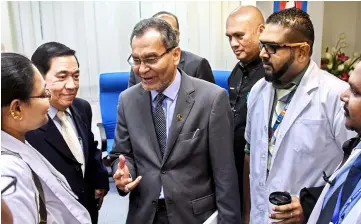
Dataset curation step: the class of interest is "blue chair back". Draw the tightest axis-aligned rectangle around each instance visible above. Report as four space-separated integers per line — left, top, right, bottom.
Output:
99 72 129 140
213 70 230 93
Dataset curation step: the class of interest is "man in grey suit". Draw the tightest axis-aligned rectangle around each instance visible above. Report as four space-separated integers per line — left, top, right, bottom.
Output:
128 11 215 87
111 18 241 224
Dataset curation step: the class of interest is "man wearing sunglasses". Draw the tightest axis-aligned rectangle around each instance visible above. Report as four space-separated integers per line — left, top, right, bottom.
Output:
244 8 355 224
110 18 240 224
128 11 215 87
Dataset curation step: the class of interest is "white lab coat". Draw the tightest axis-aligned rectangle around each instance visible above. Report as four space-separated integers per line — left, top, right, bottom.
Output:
1 131 91 224
245 60 356 224
308 146 361 224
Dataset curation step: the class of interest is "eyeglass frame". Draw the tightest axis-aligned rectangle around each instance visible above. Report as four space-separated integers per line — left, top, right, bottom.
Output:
259 41 308 55
28 89 51 99
1 175 17 195
127 47 176 67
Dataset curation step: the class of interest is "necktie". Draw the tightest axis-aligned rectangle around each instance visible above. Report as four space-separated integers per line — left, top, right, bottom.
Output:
153 93 167 158
57 111 85 175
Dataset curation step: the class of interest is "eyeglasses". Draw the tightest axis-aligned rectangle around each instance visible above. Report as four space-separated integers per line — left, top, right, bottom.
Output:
259 41 308 55
29 89 51 99
1 175 17 196
127 47 175 67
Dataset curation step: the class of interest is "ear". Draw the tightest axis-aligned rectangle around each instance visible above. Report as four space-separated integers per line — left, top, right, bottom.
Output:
258 24 265 35
9 99 23 120
172 46 181 66
298 43 311 62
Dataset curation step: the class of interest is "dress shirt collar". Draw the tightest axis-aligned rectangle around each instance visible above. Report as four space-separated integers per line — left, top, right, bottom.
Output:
151 69 181 102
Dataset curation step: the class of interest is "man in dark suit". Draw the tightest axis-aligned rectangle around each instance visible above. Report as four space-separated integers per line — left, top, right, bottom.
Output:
128 11 215 87
26 42 109 224
110 18 241 224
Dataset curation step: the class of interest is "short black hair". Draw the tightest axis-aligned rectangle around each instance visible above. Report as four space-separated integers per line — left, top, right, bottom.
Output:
1 53 35 107
31 42 79 76
152 11 179 30
130 18 178 50
266 7 314 56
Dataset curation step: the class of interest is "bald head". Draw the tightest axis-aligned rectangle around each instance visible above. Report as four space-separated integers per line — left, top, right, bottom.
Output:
227 6 264 27
226 6 265 62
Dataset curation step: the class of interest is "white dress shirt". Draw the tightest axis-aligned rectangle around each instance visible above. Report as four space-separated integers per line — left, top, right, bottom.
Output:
48 106 84 152
1 131 91 224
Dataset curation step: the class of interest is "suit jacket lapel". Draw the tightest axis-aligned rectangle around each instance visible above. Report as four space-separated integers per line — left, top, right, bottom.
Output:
70 106 89 166
139 88 163 163
41 117 79 163
163 73 195 164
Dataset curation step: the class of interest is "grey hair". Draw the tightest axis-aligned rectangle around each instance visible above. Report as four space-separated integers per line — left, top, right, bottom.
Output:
130 18 178 49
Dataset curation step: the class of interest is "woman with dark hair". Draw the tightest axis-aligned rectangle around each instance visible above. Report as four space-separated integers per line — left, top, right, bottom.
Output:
1 52 91 224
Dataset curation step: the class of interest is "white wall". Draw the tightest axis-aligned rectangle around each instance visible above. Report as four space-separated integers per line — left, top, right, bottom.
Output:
1 1 241 143
1 1 14 51
2 1 241 102
322 1 361 56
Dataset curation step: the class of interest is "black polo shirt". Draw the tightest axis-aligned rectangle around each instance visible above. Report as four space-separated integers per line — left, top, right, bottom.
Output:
228 57 265 146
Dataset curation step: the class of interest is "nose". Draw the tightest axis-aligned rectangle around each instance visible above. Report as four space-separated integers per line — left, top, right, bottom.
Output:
259 46 269 60
64 77 76 89
340 88 350 103
138 62 150 75
230 37 239 48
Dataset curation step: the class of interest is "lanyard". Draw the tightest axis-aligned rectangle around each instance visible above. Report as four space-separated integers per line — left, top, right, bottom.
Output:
330 184 361 224
268 88 296 141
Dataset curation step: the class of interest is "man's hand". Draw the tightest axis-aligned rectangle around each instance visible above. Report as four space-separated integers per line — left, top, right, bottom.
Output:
95 189 107 210
269 196 305 224
113 155 142 193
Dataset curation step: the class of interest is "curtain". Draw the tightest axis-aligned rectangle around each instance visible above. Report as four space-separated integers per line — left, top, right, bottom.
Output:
4 1 240 101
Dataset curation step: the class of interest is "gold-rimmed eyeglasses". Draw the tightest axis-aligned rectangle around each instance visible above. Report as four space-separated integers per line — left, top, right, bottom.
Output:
127 47 175 67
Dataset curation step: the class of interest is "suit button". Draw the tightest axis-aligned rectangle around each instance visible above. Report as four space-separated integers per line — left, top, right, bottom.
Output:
152 200 157 205
75 166 81 171
161 170 166 174
80 188 85 193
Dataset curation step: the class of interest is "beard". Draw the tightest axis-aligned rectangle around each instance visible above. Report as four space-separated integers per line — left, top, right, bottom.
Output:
264 51 295 83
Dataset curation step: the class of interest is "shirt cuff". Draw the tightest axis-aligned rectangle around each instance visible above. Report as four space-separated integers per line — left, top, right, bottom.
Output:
244 143 250 155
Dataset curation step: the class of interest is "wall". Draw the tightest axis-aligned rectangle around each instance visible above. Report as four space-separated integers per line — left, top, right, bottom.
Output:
356 3 361 52
322 1 361 56
1 1 14 51
2 1 241 103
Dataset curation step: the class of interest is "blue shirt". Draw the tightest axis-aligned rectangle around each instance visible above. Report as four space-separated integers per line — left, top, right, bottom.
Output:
150 70 181 199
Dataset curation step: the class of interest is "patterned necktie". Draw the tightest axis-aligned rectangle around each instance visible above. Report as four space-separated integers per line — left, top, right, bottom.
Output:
57 111 85 175
153 93 167 158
